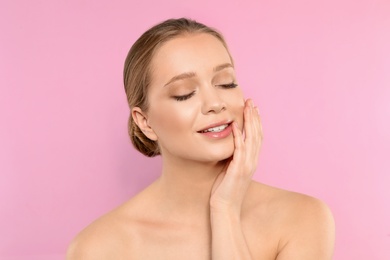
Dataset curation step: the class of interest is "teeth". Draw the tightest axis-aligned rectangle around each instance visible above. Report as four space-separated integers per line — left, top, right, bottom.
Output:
201 124 228 133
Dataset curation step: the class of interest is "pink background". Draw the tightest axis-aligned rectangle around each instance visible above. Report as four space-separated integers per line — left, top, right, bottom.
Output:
1 0 389 259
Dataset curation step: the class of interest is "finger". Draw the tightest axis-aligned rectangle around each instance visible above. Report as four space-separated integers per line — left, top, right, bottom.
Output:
232 121 244 154
229 121 245 175
251 105 263 160
244 99 258 155
256 108 263 141
252 106 262 141
243 99 253 141
243 101 263 173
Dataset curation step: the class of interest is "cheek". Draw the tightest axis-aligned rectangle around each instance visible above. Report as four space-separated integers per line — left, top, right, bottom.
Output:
147 101 197 138
235 103 245 127
227 90 245 130
227 89 245 113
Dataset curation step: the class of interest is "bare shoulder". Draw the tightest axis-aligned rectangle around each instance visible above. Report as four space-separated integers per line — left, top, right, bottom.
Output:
66 207 131 260
261 182 333 219
246 181 335 259
66 187 154 260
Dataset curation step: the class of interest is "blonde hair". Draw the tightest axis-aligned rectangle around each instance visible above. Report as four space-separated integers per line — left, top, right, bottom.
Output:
123 18 232 157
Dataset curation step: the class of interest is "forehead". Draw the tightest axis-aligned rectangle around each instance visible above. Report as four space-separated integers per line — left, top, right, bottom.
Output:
150 33 232 83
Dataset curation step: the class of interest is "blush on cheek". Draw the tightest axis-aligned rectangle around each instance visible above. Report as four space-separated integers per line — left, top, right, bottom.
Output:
233 101 245 121
148 105 193 139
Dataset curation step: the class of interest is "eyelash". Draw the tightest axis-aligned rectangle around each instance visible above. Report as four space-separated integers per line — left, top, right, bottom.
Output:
173 91 195 101
218 83 238 89
173 82 238 101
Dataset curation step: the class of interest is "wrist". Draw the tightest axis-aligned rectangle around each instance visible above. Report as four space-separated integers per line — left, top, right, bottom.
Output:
210 207 241 223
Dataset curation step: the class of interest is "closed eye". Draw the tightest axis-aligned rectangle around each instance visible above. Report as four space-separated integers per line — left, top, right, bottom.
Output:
173 91 195 101
217 82 238 89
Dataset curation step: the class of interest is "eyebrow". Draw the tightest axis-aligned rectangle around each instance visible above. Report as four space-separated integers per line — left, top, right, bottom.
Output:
213 63 234 73
163 63 234 87
164 72 196 87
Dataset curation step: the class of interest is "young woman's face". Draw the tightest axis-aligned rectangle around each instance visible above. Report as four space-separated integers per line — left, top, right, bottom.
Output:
145 33 245 162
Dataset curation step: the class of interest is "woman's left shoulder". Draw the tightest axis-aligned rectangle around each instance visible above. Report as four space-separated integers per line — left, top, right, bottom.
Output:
247 181 334 227
245 181 335 259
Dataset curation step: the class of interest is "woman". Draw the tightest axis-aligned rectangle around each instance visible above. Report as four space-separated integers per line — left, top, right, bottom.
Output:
67 18 335 259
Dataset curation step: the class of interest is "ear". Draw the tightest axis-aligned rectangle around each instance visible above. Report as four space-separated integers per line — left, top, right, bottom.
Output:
131 107 158 141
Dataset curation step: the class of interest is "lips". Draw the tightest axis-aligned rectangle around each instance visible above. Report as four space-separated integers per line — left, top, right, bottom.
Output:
197 121 233 139
197 121 232 133
199 124 229 133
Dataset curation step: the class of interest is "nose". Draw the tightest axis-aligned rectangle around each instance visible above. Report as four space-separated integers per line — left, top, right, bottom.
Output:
200 86 226 115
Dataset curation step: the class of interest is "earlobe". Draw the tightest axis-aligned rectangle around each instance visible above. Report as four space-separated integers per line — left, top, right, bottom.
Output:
131 107 158 141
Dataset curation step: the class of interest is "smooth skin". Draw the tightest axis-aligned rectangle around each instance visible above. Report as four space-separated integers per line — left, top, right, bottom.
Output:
67 34 335 259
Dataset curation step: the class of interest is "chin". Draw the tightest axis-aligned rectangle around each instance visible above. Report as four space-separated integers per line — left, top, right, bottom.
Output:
201 143 235 162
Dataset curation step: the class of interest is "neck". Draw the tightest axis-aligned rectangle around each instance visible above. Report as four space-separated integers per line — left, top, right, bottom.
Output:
155 154 226 216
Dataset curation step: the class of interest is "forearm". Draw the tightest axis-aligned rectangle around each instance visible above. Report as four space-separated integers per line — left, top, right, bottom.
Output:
210 210 253 260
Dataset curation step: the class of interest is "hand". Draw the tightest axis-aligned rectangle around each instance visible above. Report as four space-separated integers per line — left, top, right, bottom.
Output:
210 99 263 215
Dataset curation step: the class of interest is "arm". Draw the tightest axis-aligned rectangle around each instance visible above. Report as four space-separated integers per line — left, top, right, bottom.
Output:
210 209 253 259
210 99 262 259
